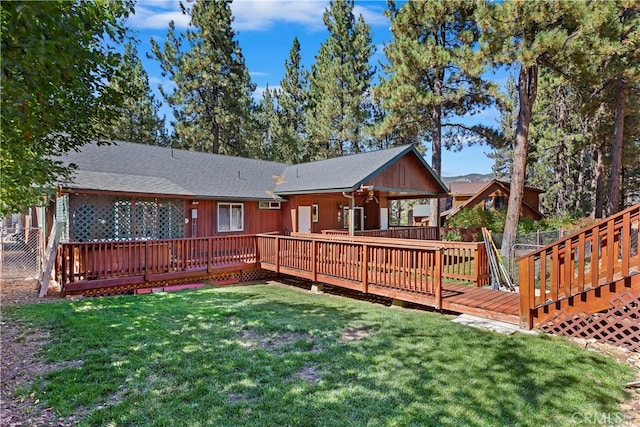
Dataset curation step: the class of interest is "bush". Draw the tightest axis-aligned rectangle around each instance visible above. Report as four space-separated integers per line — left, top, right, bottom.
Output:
442 230 462 241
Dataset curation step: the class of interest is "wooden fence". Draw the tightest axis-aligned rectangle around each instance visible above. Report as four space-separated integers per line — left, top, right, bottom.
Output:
518 203 640 329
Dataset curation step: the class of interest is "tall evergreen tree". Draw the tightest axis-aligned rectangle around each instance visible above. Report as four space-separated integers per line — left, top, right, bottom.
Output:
97 42 166 145
375 0 495 225
489 74 518 179
273 37 307 163
476 0 588 257
150 0 255 155
306 0 375 160
255 85 278 160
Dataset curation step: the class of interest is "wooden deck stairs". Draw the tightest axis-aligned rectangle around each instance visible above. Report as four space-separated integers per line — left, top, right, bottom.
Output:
517 203 640 350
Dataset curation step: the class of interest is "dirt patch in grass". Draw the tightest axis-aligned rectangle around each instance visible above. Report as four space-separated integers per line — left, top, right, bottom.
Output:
1 280 80 426
239 329 321 353
340 326 370 342
295 365 321 384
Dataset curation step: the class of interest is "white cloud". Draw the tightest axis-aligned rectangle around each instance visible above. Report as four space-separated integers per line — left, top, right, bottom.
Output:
231 1 328 31
353 4 388 27
250 71 270 77
129 1 388 33
128 1 190 30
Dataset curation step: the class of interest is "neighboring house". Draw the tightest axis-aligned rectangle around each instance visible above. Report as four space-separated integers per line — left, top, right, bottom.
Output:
443 179 544 222
49 141 448 243
409 204 431 226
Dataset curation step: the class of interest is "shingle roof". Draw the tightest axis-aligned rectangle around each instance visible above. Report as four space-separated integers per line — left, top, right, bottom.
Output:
411 204 431 217
275 145 448 194
61 141 287 200
60 141 447 199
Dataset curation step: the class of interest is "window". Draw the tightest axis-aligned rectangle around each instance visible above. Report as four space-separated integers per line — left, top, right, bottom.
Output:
494 196 506 210
484 197 493 210
258 201 281 209
218 203 244 232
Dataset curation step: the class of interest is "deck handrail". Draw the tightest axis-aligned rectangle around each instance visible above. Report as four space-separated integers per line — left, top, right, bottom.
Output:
57 234 258 287
518 203 640 329
256 234 444 308
320 226 439 240
288 232 489 286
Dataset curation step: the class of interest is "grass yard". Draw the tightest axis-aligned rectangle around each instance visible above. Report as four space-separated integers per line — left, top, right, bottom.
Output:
4 282 634 426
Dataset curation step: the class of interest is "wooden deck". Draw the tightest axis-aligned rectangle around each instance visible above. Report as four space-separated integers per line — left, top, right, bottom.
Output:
440 283 519 323
55 205 639 335
257 233 519 324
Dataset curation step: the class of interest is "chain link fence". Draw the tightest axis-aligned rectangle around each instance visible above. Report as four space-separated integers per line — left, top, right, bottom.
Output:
1 225 42 279
492 230 570 280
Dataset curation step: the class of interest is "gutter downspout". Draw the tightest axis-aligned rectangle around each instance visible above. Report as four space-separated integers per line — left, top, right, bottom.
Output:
342 192 355 236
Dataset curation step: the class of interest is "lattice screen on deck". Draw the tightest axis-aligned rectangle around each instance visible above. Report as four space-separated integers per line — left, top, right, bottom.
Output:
69 194 184 242
542 291 640 352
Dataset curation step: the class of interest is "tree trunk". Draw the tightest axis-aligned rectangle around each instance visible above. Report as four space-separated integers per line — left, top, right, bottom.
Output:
554 86 567 215
501 64 537 258
429 90 442 228
592 142 605 219
606 76 625 215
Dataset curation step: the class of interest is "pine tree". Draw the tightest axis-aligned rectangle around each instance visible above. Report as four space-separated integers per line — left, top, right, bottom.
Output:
489 74 518 179
273 37 307 163
97 42 166 145
150 0 255 155
476 0 588 257
375 0 495 225
305 0 375 160
255 85 278 160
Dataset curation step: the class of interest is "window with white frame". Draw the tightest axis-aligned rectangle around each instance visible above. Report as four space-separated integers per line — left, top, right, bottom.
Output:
218 203 244 232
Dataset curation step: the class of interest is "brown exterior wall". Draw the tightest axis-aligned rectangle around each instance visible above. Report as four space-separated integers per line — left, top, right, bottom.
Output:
286 192 388 233
369 153 443 194
186 200 283 237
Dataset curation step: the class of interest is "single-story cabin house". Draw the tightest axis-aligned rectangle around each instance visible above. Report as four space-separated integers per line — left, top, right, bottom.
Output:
442 179 544 222
49 141 449 243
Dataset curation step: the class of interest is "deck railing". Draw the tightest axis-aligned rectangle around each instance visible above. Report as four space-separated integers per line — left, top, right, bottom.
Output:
291 233 489 287
518 203 640 329
321 226 439 240
57 235 258 285
257 234 444 308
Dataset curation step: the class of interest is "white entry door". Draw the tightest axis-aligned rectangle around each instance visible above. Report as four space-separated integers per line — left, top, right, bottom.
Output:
298 206 312 234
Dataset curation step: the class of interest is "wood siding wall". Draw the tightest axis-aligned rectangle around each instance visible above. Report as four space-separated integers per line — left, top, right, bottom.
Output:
185 200 282 237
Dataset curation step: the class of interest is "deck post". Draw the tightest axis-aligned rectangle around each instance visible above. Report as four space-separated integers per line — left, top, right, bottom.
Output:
518 256 534 330
362 244 369 294
275 236 280 274
312 239 318 282
144 240 150 282
207 237 213 274
435 249 442 310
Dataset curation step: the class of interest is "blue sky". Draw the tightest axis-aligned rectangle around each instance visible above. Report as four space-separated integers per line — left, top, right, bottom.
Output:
127 0 502 177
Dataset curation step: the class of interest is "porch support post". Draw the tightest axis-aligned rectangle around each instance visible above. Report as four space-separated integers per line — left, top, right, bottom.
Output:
349 196 355 237
436 196 441 240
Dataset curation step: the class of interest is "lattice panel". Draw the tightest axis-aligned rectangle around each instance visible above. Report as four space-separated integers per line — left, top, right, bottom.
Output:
69 194 184 242
64 269 274 297
542 292 640 352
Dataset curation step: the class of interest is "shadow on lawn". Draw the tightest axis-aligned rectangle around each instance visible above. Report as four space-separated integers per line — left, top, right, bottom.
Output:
11 285 632 426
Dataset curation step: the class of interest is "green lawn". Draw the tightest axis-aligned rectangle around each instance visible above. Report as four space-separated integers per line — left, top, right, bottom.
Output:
4 283 633 426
